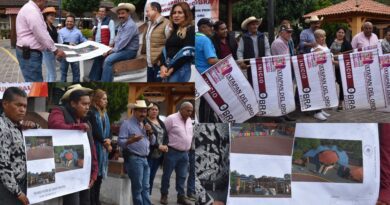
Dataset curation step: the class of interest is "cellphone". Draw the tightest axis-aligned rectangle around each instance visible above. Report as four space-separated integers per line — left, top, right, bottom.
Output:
22 46 31 60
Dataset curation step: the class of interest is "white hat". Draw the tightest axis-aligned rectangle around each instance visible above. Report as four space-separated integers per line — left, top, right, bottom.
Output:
111 3 136 14
127 100 153 109
61 84 93 101
305 15 324 24
241 16 262 30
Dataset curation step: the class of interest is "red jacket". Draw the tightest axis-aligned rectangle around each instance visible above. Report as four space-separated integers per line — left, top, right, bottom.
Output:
380 123 390 204
48 106 98 181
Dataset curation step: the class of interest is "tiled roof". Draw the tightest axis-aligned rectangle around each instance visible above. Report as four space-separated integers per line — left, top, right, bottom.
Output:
5 8 20 14
304 0 390 17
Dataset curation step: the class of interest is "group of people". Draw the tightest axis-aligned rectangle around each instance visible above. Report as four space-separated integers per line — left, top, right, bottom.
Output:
15 0 195 82
196 14 390 122
0 85 195 205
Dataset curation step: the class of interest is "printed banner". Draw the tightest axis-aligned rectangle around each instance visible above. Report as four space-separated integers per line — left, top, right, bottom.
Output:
23 129 91 204
292 123 379 205
145 0 195 17
55 41 111 63
353 42 383 55
0 83 48 99
250 55 295 116
202 55 259 123
195 0 219 31
338 50 386 110
292 51 338 111
379 54 390 112
194 69 210 100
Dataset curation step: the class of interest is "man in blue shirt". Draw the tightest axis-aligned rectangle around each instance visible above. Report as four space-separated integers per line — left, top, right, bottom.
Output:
195 18 218 74
118 100 155 205
100 3 139 82
58 14 87 82
299 15 323 54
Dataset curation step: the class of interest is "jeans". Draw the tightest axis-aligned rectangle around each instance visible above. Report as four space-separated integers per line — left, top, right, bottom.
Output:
147 155 164 194
125 155 151 205
0 178 26 205
62 189 90 205
187 149 195 195
167 63 191 82
42 51 57 82
147 65 162 82
161 148 189 196
101 49 137 82
89 56 104 81
60 59 80 82
16 47 43 82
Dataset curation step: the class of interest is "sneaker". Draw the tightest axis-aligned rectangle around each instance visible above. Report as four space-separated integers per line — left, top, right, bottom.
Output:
187 193 196 201
177 195 192 205
313 112 327 121
160 194 168 205
321 110 331 117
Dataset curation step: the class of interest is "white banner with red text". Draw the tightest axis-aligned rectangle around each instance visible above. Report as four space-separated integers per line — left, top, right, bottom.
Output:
379 54 390 112
194 69 210 100
0 83 48 99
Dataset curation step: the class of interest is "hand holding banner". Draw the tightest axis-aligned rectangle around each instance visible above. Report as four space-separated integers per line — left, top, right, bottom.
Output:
194 70 210 100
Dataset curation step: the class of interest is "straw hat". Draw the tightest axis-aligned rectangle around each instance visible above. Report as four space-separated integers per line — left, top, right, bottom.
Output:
111 3 136 14
241 16 262 30
60 84 93 101
305 15 324 24
127 100 153 109
43 7 56 14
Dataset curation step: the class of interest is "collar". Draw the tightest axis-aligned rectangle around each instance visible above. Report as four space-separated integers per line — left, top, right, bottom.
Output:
153 15 164 24
1 113 20 128
196 32 207 37
120 17 131 27
30 0 42 13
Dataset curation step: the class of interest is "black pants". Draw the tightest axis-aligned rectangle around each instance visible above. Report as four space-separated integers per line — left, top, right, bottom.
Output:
63 188 91 205
90 176 103 205
0 178 26 205
335 65 344 101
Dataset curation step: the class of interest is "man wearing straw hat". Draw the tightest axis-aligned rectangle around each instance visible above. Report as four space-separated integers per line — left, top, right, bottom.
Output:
237 16 271 83
299 15 323 54
99 3 139 82
48 84 98 205
118 100 155 205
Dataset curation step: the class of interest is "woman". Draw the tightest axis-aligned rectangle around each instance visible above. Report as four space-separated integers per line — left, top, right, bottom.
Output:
329 27 353 110
160 2 195 82
145 103 168 194
42 7 58 82
88 89 112 205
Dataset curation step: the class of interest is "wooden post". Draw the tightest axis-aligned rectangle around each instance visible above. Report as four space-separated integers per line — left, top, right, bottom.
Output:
127 84 137 117
10 14 17 48
227 0 233 31
348 16 364 37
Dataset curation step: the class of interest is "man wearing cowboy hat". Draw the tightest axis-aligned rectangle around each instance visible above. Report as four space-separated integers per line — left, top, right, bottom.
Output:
98 3 139 82
118 100 155 205
48 85 98 205
237 16 271 84
299 15 323 54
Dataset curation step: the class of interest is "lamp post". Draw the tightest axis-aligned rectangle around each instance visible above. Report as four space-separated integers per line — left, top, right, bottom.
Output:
267 0 275 43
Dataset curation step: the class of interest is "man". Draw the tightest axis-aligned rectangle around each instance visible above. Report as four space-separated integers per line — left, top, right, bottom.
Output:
195 18 218 74
101 3 139 82
0 87 40 205
16 0 66 82
271 24 294 56
58 15 87 82
89 6 116 81
142 2 170 82
161 102 194 205
299 15 323 54
237 16 271 83
211 20 238 59
48 86 98 205
381 28 390 54
351 22 379 49
118 100 155 205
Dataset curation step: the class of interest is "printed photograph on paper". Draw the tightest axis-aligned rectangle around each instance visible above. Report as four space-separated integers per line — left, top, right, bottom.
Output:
25 136 54 161
27 159 56 188
54 145 84 173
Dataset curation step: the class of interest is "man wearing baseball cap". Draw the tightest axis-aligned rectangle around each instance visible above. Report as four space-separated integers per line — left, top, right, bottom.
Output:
195 18 219 74
271 24 294 56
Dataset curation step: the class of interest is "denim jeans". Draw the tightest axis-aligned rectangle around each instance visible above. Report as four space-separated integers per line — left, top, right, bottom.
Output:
16 47 43 82
147 155 164 194
187 149 195 195
167 63 191 82
0 178 26 205
147 65 162 82
60 59 80 82
89 56 104 81
42 51 57 82
125 155 151 205
101 49 137 82
160 148 189 196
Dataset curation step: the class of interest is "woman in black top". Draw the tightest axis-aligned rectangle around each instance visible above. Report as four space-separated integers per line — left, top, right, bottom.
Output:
42 7 58 82
160 2 195 82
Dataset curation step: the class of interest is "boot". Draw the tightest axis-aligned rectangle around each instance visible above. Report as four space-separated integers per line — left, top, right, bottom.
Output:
177 195 192 205
160 194 168 205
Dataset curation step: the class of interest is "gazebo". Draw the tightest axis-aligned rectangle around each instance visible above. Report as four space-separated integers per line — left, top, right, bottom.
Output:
304 0 390 38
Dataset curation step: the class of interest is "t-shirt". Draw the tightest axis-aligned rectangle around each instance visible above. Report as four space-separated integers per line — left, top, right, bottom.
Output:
195 32 217 74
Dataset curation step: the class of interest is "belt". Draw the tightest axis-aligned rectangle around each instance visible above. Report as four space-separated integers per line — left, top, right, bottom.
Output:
16 46 42 53
168 146 187 153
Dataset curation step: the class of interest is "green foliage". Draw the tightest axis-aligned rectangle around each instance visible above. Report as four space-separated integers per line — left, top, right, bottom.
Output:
81 29 93 39
0 30 10 39
377 0 390 6
232 0 266 31
295 138 321 152
62 0 100 16
292 149 304 160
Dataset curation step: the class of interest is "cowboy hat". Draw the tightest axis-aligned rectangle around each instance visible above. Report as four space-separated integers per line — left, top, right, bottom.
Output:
43 7 56 14
127 100 153 109
111 3 136 14
305 15 324 24
60 84 93 101
241 16 262 30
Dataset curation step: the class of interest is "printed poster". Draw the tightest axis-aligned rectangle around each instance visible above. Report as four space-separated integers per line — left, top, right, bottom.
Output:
194 69 210 100
379 54 390 112
0 83 48 99
55 41 111 63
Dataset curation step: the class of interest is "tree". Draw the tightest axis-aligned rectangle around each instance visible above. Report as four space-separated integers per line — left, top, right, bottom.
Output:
62 0 100 17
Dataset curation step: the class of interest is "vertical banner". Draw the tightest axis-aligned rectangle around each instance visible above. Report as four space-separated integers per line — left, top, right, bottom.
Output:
202 55 259 123
338 50 386 110
194 69 210 100
292 51 338 111
250 55 295 116
195 0 219 31
353 42 383 55
24 129 91 204
380 54 390 112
